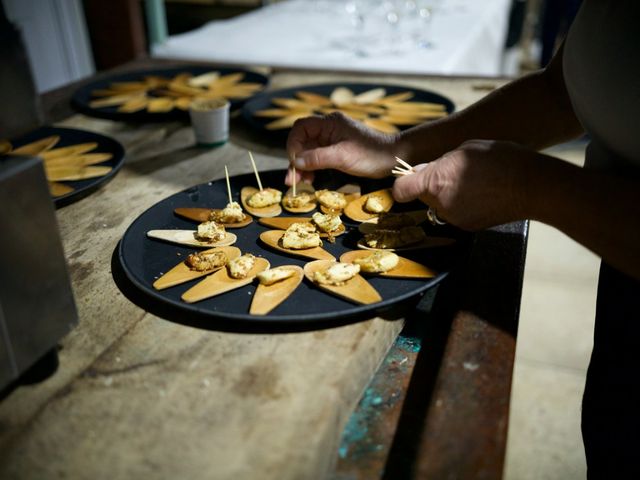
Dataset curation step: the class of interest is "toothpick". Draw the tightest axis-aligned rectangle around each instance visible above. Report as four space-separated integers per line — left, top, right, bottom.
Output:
292 165 297 197
392 156 415 177
395 156 413 171
248 151 263 191
224 165 232 204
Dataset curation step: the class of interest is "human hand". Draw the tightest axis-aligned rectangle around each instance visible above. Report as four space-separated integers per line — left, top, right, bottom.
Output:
392 140 536 230
285 112 399 185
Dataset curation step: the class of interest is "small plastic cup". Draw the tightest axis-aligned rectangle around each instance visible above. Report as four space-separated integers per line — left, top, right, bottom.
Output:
189 98 230 147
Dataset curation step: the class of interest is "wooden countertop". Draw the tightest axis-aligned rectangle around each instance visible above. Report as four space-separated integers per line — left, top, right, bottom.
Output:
0 61 525 480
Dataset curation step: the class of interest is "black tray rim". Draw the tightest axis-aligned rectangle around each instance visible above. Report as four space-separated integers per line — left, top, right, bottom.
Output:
116 169 457 326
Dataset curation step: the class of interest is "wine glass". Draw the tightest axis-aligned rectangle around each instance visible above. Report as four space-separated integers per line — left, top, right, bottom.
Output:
413 0 442 48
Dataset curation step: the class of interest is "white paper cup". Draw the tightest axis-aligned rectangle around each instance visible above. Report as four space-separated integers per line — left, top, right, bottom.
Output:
189 98 230 147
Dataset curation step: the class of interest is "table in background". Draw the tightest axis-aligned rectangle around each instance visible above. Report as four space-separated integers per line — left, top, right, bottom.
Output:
153 0 512 77
0 60 525 479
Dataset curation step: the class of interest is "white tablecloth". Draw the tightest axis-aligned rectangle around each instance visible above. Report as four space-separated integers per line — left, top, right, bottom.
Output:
153 0 511 77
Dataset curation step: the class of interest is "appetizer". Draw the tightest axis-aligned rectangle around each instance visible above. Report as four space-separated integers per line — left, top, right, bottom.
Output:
259 216 346 239
364 194 387 214
182 254 270 304
257 266 297 285
175 167 252 228
282 190 315 210
340 249 437 279
240 152 283 217
209 201 246 224
376 212 419 229
259 230 335 261
250 265 305 315
282 222 322 250
303 260 381 304
146 228 237 248
363 226 426 249
358 211 431 235
152 246 241 290
315 189 347 212
195 220 227 242
282 168 317 213
312 262 360 286
185 250 229 272
344 188 394 222
311 212 342 242
352 250 399 273
246 187 282 208
228 253 256 279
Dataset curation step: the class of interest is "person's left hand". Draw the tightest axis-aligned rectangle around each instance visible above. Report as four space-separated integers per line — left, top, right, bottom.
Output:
392 139 538 230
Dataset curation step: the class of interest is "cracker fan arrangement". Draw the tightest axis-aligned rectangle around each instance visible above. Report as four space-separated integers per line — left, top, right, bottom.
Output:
1 130 120 200
253 86 449 133
88 70 265 114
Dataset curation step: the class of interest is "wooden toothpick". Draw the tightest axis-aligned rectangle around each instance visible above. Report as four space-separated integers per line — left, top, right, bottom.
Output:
292 165 297 197
248 151 263 191
391 156 415 177
224 165 232 204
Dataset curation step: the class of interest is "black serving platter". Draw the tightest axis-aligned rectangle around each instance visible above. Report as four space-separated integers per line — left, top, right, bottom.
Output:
241 82 455 138
4 126 125 208
72 66 269 122
117 169 464 328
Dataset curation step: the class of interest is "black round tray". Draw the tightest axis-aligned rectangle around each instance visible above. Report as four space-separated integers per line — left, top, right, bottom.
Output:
6 126 125 208
242 82 455 139
72 65 269 122
116 169 463 328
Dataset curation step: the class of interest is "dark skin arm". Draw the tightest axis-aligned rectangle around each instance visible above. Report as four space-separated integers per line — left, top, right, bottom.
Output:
394 44 584 162
288 47 640 279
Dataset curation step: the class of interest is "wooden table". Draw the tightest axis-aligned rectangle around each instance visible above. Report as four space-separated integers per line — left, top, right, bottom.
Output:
0 60 526 480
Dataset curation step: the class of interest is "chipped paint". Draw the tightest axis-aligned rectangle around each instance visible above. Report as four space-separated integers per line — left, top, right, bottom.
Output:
336 331 423 474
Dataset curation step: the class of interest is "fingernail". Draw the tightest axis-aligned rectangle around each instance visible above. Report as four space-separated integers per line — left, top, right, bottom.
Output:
294 157 305 168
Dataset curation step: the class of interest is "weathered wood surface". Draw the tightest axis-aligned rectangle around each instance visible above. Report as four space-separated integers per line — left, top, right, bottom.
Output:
0 66 513 480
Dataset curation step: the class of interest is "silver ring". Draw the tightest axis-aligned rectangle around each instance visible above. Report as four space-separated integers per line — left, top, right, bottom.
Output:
427 207 446 225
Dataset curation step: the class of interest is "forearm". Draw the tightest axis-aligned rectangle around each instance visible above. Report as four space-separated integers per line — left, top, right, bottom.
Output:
524 155 640 279
395 55 584 163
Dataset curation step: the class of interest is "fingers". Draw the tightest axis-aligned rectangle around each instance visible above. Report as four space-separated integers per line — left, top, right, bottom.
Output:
286 115 338 161
392 163 434 204
300 170 315 184
284 167 299 186
284 167 315 186
292 144 353 173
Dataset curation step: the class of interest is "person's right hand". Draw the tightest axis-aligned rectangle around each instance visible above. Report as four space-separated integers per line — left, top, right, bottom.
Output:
285 112 399 185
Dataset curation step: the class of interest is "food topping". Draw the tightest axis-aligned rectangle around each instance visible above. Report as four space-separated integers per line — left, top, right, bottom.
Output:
364 226 426 249
364 194 386 213
185 250 228 272
282 191 315 209
281 222 322 250
315 190 347 211
376 212 416 229
228 253 256 279
311 212 342 233
353 251 399 273
195 220 226 242
257 267 296 286
210 201 245 224
313 262 360 286
247 188 282 208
